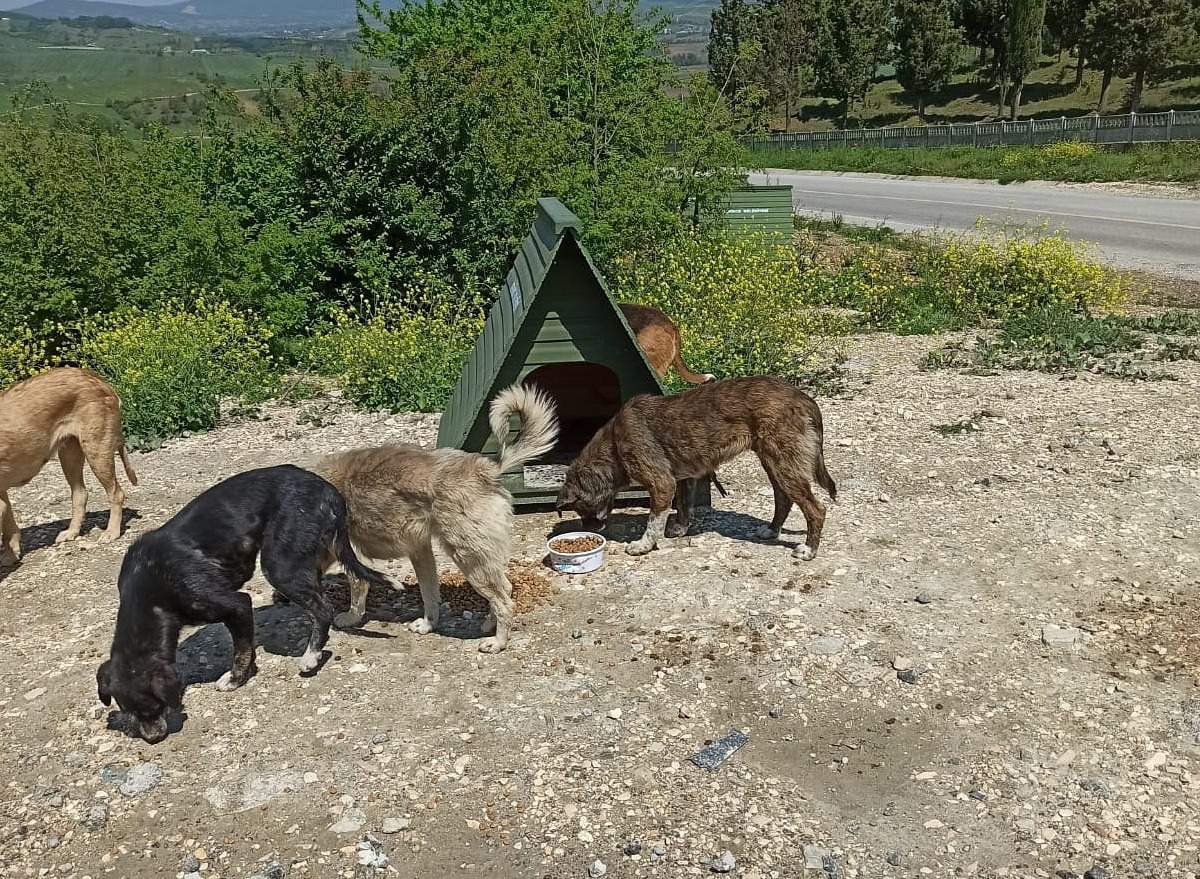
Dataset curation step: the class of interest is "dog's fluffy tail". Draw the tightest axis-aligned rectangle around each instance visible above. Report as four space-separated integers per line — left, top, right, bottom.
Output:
118 445 138 486
489 383 560 474
333 521 390 588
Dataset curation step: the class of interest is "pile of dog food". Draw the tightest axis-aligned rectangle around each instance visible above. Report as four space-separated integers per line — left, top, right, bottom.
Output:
403 562 554 615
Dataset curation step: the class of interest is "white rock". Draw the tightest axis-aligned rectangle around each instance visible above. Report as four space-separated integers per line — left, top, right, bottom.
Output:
329 808 367 834
1041 624 1080 649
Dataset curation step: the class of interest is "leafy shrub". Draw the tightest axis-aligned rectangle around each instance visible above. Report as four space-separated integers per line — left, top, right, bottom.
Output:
615 230 844 384
305 303 481 413
804 227 1128 334
77 299 273 446
0 327 52 390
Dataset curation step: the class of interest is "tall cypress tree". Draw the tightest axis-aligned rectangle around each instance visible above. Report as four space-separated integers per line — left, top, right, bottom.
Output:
895 0 963 119
708 0 754 97
816 0 892 127
1004 0 1047 118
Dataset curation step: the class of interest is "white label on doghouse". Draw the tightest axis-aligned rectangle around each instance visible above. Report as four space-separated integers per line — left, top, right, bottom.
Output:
524 464 566 489
508 276 522 313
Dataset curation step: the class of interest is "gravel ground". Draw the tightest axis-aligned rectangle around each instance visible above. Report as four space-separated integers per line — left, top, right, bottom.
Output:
1 332 1199 879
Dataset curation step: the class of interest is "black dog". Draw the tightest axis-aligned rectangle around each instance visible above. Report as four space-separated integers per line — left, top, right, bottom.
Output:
97 465 388 743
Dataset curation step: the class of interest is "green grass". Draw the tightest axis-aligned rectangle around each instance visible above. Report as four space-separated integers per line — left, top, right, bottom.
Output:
0 18 357 133
752 141 1200 184
923 306 1200 381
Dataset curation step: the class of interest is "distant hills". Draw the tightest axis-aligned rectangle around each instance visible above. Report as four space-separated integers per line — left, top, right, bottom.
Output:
0 0 717 35
2 0 377 33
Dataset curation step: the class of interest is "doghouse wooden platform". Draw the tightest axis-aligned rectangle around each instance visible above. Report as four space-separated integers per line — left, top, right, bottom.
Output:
437 197 710 510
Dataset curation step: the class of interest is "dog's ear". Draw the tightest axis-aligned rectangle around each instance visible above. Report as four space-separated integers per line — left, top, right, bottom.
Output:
150 665 182 710
96 661 113 707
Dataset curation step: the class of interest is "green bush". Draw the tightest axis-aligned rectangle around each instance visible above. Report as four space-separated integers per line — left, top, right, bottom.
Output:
615 230 844 383
0 327 52 390
305 300 482 413
802 226 1129 334
77 299 274 447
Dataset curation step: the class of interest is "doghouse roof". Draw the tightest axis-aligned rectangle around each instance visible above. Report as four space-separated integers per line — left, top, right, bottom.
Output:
436 197 663 458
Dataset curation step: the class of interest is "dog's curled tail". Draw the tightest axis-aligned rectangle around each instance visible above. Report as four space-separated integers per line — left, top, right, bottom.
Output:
119 445 139 486
333 521 390 588
489 383 560 475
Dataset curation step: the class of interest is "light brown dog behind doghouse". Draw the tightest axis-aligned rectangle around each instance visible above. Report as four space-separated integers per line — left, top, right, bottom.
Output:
315 383 558 653
619 304 714 385
0 367 138 565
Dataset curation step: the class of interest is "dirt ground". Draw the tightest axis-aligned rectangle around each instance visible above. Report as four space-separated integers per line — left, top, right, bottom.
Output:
1 332 1199 879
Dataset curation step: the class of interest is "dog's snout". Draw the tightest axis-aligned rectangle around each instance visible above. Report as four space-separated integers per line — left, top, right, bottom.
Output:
137 716 169 744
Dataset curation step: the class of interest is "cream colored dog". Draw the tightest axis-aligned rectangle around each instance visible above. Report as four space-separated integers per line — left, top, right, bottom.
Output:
1 368 138 566
316 384 557 653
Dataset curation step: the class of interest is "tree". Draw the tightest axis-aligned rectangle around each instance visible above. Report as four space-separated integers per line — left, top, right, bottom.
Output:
956 0 1006 71
708 0 755 98
755 0 825 131
1003 0 1047 118
815 0 891 126
895 0 963 118
1045 0 1093 87
1084 0 1191 111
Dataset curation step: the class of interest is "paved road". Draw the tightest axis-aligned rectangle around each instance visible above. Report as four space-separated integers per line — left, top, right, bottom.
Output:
749 170 1200 277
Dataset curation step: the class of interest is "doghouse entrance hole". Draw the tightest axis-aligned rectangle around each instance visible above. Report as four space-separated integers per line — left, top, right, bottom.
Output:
524 363 621 465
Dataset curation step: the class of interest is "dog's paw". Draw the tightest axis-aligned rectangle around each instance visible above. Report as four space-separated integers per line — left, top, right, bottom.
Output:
333 610 364 630
0 550 18 569
477 636 508 654
407 617 435 635
793 545 816 561
95 530 120 545
54 530 80 545
754 525 780 541
626 539 655 556
298 648 324 675
664 522 689 539
216 671 241 692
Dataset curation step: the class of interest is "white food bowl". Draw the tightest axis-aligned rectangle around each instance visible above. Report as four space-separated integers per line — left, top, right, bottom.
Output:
546 531 607 574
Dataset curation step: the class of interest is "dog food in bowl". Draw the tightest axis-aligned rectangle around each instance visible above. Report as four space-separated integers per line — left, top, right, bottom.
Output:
547 532 606 574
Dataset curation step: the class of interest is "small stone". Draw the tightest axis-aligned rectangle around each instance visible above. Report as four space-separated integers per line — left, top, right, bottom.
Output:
1084 867 1109 879
1041 624 1080 649
968 789 987 801
1079 778 1112 797
786 668 804 685
897 668 922 685
371 733 389 744
571 629 583 640
328 807 367 834
624 840 642 856
588 859 608 878
81 804 107 830
923 819 944 830
118 763 162 797
181 854 200 873
650 844 667 863
45 836 60 850
606 708 622 720
892 656 913 671
808 635 845 656
768 706 783 718
381 816 410 834
183 873 202 879
804 844 831 870
885 852 901 867
23 687 46 702
711 850 736 873
1144 750 1168 772
914 592 933 604
677 705 693 719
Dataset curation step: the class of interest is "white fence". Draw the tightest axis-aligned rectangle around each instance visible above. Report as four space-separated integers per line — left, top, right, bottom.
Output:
745 110 1200 151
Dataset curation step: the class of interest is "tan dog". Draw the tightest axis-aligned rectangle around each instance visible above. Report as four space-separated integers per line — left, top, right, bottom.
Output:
316 384 558 653
1 368 138 565
619 304 714 385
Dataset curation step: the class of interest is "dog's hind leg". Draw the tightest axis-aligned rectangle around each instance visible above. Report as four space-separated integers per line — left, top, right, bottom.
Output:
55 438 88 544
263 545 332 675
0 490 20 565
214 591 258 691
759 452 825 560
333 574 370 629
755 474 793 541
78 434 126 543
406 542 441 636
472 568 514 653
665 479 696 538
